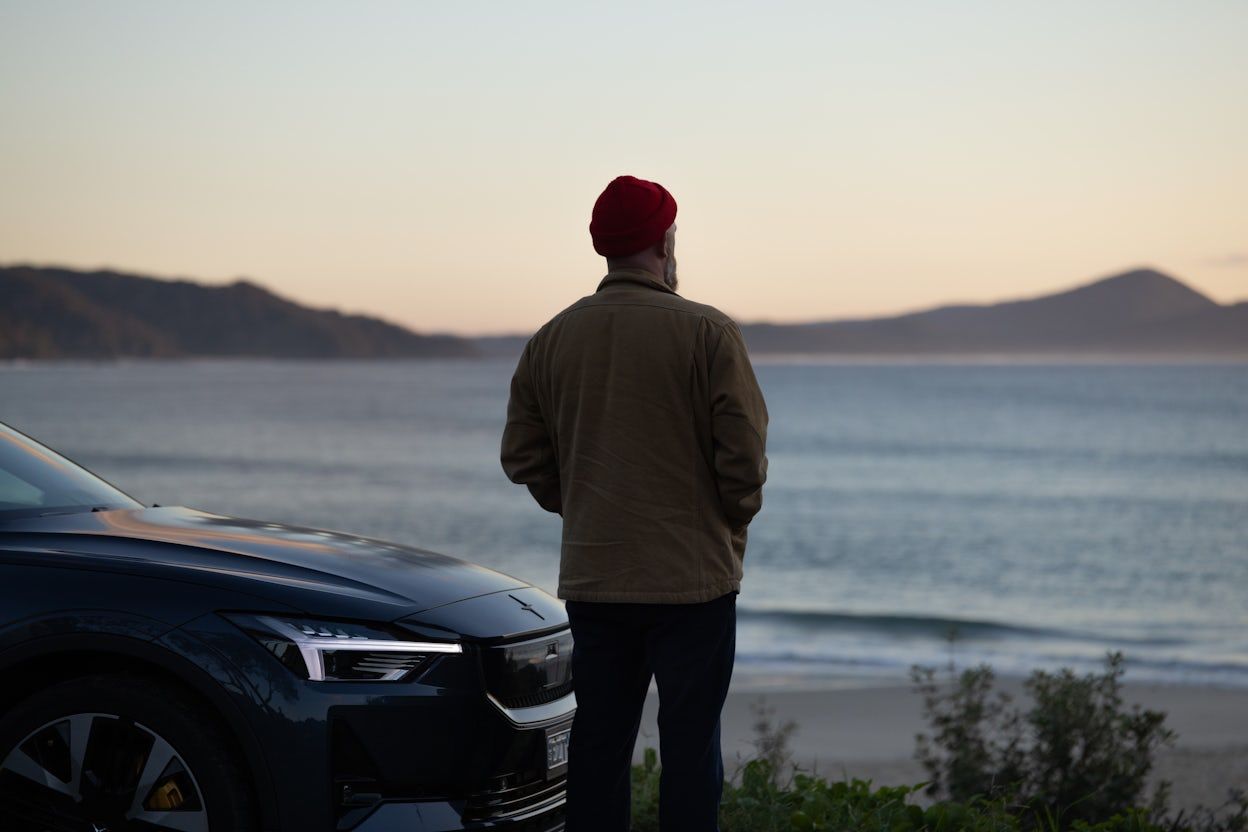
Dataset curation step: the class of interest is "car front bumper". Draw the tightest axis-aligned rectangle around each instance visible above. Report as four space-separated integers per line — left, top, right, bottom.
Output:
169 613 575 832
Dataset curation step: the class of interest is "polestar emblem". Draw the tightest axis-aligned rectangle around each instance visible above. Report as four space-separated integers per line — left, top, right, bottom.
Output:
545 642 559 660
508 594 546 620
93 825 109 832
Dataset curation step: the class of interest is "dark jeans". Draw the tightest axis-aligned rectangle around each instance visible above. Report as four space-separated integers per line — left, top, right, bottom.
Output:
563 590 737 832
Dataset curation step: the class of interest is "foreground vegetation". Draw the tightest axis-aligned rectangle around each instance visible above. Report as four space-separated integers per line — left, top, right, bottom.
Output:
628 651 1246 831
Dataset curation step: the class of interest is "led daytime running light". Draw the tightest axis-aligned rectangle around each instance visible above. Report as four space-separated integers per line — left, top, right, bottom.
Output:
255 616 461 682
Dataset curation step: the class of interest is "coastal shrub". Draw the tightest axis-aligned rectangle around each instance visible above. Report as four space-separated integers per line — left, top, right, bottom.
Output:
1162 789 1248 832
629 747 1241 831
910 650 1177 828
746 696 800 787
625 671 1246 831
630 745 1022 831
1060 791 1247 831
631 695 1024 831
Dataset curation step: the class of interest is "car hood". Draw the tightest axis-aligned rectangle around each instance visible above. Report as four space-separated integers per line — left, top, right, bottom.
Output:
0 506 530 618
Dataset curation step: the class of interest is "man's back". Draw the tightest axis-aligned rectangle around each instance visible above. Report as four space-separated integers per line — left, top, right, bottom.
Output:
501 266 769 604
502 174 766 832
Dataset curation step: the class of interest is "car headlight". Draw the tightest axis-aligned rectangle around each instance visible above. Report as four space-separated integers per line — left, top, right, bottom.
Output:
225 614 462 682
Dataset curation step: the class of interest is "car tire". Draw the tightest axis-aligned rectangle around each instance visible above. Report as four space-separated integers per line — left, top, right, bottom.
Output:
0 672 258 832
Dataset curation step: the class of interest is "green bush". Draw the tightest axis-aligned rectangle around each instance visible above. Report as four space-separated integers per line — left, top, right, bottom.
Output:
630 696 1024 831
624 655 1248 831
631 742 1022 831
629 745 1243 831
909 650 1176 828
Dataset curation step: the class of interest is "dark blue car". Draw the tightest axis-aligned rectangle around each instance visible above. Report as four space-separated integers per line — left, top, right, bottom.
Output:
0 421 574 832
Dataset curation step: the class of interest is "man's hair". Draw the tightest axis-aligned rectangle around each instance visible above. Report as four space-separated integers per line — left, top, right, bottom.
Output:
662 224 678 291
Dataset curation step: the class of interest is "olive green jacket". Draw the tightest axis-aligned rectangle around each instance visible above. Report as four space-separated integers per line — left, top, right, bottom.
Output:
500 267 769 603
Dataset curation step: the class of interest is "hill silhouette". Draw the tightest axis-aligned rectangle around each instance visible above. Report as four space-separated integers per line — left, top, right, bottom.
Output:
2 265 1242 359
472 268 1246 357
0 265 477 359
740 268 1244 355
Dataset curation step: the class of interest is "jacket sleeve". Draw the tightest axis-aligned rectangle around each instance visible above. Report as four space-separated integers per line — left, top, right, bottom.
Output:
500 340 562 515
707 320 769 529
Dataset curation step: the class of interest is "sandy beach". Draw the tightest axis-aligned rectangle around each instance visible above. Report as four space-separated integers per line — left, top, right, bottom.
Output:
631 674 1248 816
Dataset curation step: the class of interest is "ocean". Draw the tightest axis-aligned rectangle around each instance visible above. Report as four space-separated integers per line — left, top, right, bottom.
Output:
2 358 1246 690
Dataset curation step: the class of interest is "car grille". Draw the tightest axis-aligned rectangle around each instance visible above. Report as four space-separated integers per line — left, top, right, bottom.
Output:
482 629 573 709
463 773 567 824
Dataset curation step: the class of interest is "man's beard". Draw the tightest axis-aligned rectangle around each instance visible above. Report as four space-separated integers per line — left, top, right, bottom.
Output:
663 253 678 292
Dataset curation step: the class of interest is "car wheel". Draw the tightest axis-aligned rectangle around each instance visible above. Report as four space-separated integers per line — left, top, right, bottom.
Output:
0 673 257 832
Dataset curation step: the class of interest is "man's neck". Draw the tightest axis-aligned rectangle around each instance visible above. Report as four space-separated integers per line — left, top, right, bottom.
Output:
604 257 663 281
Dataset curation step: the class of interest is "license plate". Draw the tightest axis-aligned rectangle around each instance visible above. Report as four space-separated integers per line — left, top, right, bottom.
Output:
546 725 571 773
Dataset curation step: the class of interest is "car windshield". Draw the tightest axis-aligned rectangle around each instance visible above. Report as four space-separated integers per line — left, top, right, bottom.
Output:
0 423 143 520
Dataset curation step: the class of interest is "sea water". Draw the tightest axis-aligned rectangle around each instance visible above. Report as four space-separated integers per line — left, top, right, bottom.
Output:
2 359 1245 689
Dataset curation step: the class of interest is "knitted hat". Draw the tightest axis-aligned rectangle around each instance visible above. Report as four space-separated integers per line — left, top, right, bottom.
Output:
589 175 678 257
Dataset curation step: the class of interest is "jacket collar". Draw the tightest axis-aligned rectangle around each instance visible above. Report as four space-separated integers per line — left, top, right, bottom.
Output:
596 267 677 295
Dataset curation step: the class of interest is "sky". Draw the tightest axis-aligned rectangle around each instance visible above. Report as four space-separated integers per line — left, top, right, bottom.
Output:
1 0 1245 334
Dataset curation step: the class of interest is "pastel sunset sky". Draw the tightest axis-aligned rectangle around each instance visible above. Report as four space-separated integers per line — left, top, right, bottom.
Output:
2 1 1244 334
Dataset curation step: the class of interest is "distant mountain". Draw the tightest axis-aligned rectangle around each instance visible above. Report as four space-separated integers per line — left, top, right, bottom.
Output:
473 334 533 358
4 265 1242 361
740 268 1244 355
478 268 1246 358
0 265 478 359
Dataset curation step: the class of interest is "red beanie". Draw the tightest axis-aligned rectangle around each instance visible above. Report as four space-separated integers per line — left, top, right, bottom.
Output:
589 175 678 257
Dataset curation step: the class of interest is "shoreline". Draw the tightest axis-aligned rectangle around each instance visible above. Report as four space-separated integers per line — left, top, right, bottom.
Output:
631 672 1248 815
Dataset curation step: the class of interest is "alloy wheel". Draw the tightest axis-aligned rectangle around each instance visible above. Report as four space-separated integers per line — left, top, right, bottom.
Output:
0 712 209 832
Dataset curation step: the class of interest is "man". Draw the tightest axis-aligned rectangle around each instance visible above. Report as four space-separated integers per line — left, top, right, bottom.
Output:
500 174 768 831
